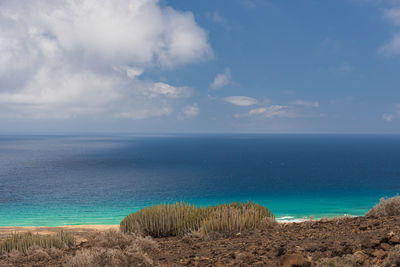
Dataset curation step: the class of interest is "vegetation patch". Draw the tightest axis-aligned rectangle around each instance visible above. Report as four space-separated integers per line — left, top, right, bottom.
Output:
120 202 274 237
367 196 400 217
64 230 157 267
0 232 75 254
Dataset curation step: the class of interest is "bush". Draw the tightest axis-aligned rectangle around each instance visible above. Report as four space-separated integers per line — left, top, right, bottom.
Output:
64 231 157 267
120 202 275 238
120 202 210 237
0 232 75 254
200 202 275 237
318 255 357 267
386 245 400 267
86 230 157 251
367 196 400 217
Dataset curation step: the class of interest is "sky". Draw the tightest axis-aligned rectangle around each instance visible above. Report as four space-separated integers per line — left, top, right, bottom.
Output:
0 0 400 133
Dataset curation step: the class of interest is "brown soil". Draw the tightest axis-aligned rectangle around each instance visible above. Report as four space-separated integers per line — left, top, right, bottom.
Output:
1 216 400 266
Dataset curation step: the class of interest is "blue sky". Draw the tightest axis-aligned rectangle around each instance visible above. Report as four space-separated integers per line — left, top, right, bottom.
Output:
0 0 400 133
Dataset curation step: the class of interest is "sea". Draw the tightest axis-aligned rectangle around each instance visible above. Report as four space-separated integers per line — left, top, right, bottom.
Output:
0 134 399 227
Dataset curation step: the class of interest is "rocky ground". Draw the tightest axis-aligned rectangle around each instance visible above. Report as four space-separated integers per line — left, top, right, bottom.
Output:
154 216 400 266
1 215 400 266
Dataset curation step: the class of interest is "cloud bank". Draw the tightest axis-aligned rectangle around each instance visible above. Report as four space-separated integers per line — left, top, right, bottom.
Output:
0 0 212 119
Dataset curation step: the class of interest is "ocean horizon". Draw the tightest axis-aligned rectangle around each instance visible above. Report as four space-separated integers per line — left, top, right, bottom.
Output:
1 134 399 227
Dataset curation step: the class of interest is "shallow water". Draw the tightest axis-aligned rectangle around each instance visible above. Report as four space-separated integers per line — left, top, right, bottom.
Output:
0 134 399 226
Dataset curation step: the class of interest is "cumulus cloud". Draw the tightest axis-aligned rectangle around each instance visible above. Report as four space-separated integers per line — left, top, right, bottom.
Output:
379 34 400 55
177 103 199 120
382 104 400 122
210 68 232 90
0 0 211 119
290 100 320 108
379 6 400 55
223 96 257 106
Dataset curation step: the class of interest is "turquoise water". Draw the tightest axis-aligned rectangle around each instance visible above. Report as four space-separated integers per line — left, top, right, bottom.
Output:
0 134 399 226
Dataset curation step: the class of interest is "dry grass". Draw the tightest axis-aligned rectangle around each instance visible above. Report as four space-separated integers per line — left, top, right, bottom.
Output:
0 232 75 254
64 230 157 267
385 245 400 267
64 247 154 267
367 196 400 217
318 255 358 267
120 201 275 238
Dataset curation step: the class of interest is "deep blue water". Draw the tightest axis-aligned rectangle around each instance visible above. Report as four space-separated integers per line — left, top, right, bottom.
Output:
0 134 399 226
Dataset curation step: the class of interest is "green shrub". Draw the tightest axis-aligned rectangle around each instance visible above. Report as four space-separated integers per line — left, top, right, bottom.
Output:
0 232 75 254
120 202 274 238
367 196 400 217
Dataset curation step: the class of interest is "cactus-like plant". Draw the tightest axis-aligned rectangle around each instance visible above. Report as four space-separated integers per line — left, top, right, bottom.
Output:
120 201 274 238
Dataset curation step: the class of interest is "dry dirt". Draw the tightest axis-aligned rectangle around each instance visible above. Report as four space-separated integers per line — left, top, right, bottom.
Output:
1 216 400 266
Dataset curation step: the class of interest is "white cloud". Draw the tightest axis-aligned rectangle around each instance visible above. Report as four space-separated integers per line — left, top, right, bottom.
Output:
290 100 320 108
249 105 294 118
382 104 400 121
210 68 232 90
0 0 211 119
379 34 400 55
147 82 192 98
379 7 400 55
384 7 400 26
248 107 267 115
223 96 257 106
177 103 199 120
383 113 395 121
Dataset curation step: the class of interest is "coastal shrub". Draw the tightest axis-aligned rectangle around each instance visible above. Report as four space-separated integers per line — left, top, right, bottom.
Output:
64 232 157 267
64 248 154 267
120 201 275 238
120 202 209 237
0 232 75 254
367 196 400 217
200 202 275 237
318 255 357 267
86 230 158 251
385 245 400 267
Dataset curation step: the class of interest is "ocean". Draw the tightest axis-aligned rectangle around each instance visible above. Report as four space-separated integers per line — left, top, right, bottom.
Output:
0 134 399 226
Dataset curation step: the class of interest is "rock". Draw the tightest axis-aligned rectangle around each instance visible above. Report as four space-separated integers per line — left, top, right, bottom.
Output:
277 246 287 256
234 252 253 262
372 239 381 246
361 237 379 249
359 225 367 231
280 253 307 267
390 236 400 244
353 251 368 264
372 249 387 259
381 242 391 251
